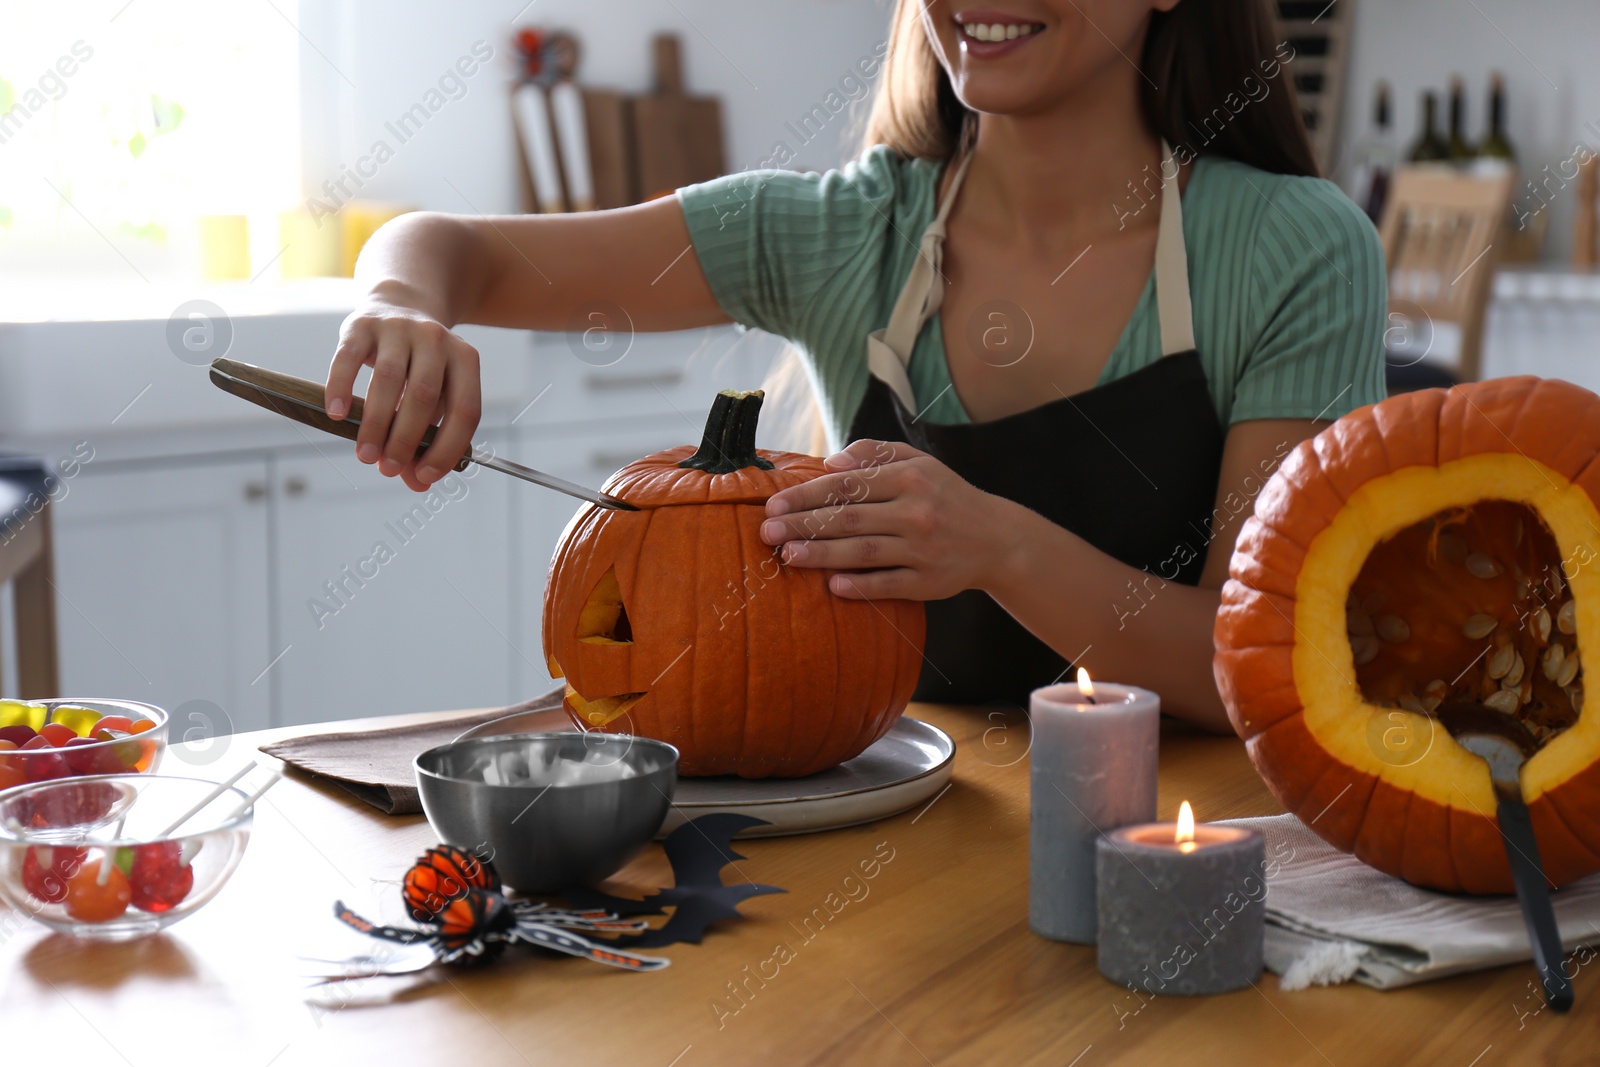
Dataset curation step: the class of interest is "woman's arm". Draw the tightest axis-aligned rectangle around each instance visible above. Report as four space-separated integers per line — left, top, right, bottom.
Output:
326 200 731 490
761 417 1319 732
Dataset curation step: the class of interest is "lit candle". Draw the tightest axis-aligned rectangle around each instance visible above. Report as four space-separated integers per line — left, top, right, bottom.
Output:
1029 669 1159 944
1095 801 1266 996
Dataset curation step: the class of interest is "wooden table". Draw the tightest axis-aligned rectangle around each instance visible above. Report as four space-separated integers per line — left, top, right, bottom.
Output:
2 705 1595 1065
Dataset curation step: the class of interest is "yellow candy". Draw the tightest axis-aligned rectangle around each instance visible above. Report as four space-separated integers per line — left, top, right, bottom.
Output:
0 699 47 732
51 704 103 737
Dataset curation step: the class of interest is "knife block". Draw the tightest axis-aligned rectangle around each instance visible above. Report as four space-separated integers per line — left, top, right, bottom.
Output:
512 33 724 213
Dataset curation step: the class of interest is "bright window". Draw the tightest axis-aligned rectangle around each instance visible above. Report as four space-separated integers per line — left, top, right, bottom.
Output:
0 1 299 281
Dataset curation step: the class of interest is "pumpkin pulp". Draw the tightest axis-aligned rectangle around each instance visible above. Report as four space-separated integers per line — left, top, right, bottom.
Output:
1293 453 1599 818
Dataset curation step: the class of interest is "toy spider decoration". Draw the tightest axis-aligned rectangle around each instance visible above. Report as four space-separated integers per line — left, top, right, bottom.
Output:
314 816 783 987
333 845 668 972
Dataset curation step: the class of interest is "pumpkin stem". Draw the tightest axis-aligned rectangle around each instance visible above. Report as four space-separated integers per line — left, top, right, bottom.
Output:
679 389 775 474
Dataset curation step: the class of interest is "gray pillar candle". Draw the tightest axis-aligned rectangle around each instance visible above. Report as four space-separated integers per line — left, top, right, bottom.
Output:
1096 810 1266 996
1029 674 1159 944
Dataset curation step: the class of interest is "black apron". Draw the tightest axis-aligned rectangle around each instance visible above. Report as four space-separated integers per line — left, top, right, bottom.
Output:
845 142 1225 706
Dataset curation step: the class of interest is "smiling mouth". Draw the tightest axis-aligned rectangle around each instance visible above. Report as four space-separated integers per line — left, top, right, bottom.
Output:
957 20 1045 43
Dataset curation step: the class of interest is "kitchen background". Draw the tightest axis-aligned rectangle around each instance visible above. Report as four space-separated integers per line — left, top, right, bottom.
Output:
0 0 1595 742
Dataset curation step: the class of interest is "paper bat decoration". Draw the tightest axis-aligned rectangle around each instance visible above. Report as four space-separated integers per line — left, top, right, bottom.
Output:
562 813 787 948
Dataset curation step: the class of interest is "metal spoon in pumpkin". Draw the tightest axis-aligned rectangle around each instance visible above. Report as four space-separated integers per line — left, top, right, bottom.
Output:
209 358 637 510
1435 700 1574 1012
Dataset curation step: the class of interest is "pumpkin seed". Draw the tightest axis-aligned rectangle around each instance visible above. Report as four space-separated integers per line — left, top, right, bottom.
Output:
1543 643 1566 681
1559 599 1577 635
1438 532 1468 565
1488 643 1517 680
1462 614 1498 640
1346 608 1375 637
1351 634 1381 666
1485 689 1521 714
1424 678 1449 701
1519 675 1533 702
1398 693 1426 714
1505 652 1527 689
1377 615 1410 643
1569 686 1585 712
1557 654 1580 688
1466 553 1503 579
1534 607 1553 643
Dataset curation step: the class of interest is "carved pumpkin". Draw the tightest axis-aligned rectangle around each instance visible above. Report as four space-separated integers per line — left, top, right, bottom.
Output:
542 390 926 777
1215 377 1600 893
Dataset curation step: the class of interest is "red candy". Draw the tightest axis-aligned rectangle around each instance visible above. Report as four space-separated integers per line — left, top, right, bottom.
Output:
38 724 77 748
92 716 133 735
0 725 36 746
129 841 194 912
22 845 87 904
63 737 123 776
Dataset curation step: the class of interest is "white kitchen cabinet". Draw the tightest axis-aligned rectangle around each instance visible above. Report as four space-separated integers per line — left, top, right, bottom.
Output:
51 456 274 734
271 435 516 726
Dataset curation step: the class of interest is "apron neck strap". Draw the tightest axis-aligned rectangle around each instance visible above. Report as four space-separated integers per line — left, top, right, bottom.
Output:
875 139 1195 388
1154 139 1195 357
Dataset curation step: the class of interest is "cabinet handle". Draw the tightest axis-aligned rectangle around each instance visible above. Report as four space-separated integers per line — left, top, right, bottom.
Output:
244 482 267 502
284 476 308 497
581 369 685 392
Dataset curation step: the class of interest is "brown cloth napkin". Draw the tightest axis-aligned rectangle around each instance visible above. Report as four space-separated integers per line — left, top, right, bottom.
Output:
260 687 567 815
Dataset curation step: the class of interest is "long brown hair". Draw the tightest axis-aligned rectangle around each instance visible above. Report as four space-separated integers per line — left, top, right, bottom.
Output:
859 0 1319 178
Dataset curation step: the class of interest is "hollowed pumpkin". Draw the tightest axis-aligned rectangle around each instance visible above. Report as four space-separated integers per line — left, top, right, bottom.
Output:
542 390 926 777
1215 377 1600 893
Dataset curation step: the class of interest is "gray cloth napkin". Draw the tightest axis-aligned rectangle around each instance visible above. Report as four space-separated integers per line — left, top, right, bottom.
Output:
259 687 566 815
1227 814 1600 990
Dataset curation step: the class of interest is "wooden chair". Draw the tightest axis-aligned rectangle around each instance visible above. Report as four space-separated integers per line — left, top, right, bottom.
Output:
1573 155 1598 268
1378 166 1517 382
0 462 61 699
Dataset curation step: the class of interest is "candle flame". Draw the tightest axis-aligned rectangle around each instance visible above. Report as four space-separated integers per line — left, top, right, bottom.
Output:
1176 801 1196 853
1076 667 1094 700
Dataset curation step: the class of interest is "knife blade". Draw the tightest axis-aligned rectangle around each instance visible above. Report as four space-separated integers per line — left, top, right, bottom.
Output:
209 358 638 511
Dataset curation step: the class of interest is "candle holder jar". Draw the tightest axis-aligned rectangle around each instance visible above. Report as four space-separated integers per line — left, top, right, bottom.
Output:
1095 822 1266 996
1028 681 1159 944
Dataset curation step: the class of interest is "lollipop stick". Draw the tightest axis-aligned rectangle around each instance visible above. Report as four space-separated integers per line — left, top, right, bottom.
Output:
159 762 256 838
97 815 127 886
220 767 283 822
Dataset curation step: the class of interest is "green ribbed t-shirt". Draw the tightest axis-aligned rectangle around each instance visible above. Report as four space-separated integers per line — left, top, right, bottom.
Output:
676 145 1387 449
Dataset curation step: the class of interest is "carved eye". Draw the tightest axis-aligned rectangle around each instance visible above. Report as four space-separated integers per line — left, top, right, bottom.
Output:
577 568 633 644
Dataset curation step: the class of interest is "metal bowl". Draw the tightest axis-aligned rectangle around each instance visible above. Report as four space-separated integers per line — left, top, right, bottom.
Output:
414 732 677 893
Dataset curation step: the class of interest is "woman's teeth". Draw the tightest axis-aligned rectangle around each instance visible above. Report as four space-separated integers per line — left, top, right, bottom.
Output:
960 22 1043 43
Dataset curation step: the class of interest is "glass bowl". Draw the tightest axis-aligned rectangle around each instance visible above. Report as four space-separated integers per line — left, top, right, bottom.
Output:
0 773 252 940
0 698 169 790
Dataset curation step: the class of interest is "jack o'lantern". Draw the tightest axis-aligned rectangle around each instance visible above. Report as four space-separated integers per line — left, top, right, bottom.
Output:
542 390 926 777
1215 377 1600 893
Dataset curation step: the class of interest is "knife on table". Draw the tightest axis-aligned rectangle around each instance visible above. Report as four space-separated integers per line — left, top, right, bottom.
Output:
209 358 638 511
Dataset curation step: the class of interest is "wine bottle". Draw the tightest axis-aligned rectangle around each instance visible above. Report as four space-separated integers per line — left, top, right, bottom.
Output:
1478 72 1517 164
1447 76 1476 163
1407 91 1450 165
1350 81 1398 223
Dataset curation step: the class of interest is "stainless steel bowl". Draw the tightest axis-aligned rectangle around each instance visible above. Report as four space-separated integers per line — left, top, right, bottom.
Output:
414 732 678 893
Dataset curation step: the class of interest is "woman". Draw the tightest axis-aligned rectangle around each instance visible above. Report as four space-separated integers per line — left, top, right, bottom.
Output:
326 0 1385 732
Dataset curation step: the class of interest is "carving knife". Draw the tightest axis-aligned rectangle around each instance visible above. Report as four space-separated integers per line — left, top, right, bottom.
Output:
209 358 638 511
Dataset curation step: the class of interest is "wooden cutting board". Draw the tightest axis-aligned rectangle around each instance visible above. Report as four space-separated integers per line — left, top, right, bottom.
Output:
631 34 726 200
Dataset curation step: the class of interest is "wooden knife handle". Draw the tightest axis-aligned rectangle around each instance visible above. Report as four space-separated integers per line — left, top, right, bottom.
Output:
210 358 470 472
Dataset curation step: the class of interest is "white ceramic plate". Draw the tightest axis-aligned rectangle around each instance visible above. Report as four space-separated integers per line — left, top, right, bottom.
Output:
456 709 955 838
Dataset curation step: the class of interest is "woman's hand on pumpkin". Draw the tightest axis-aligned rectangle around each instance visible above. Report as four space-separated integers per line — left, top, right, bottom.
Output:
326 298 482 493
760 440 1024 601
